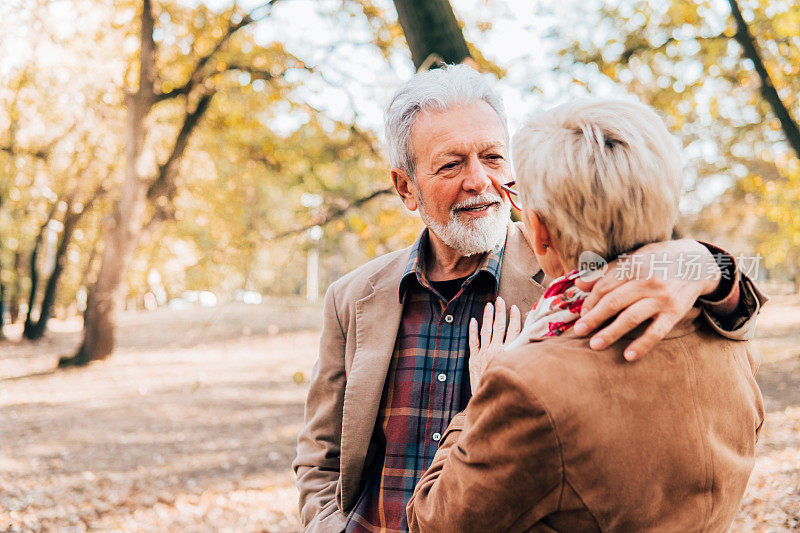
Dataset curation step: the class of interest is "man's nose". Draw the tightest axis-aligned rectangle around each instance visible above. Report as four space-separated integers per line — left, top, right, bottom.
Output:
461 156 491 194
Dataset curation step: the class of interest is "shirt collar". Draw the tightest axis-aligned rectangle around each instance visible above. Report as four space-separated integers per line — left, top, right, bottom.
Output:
398 228 505 302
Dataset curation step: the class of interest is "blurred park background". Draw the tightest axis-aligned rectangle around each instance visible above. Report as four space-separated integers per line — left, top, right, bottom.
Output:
0 0 799 530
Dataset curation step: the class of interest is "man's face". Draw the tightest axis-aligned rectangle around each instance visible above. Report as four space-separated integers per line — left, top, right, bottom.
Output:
401 101 512 256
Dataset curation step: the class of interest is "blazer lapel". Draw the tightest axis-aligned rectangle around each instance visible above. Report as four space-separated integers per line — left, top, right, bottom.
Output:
498 222 547 311
339 249 409 511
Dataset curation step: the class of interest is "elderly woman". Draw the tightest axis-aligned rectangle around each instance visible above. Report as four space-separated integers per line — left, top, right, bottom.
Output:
406 99 764 532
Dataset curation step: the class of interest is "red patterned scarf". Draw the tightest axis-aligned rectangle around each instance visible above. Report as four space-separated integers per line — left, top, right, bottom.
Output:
506 269 589 351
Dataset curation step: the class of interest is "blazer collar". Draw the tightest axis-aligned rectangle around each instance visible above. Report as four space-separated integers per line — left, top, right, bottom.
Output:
498 222 547 309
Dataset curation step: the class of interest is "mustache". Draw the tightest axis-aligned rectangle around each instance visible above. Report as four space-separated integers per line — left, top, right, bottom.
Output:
452 193 504 212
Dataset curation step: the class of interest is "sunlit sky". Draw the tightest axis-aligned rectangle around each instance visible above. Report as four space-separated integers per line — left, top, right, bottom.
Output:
1 0 748 209
2 0 593 129
239 0 596 135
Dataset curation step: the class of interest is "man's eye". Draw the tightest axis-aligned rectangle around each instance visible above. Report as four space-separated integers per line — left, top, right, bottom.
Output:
438 162 458 172
485 154 504 161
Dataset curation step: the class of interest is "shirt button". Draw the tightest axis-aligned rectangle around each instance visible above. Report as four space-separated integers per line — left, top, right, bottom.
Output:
437 373 447 382
432 432 441 442
444 314 454 323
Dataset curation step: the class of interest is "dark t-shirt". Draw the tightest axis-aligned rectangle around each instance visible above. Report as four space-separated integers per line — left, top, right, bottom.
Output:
431 275 470 302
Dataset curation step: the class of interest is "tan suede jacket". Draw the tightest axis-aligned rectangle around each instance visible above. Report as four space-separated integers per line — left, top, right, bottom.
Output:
294 222 766 532
407 309 764 532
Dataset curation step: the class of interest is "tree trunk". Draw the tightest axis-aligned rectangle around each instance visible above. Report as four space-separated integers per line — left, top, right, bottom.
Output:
22 207 57 335
392 0 471 70
78 233 100 296
59 0 156 367
24 204 84 340
0 211 4 338
9 249 23 324
0 282 5 339
59 93 151 366
0 196 4 337
59 0 264 366
793 252 800 295
727 0 800 159
22 177 63 338
22 234 42 336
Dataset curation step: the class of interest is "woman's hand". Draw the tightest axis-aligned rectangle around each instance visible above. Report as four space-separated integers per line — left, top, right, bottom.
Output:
573 239 723 361
468 297 521 395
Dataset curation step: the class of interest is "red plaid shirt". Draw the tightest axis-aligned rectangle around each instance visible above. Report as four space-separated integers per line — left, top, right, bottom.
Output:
345 229 504 532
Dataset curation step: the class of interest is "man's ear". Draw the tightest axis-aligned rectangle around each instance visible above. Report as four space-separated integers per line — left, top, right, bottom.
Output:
391 168 418 211
521 209 551 255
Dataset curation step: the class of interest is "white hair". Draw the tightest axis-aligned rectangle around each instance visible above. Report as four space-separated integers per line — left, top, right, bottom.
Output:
512 98 683 266
384 64 509 180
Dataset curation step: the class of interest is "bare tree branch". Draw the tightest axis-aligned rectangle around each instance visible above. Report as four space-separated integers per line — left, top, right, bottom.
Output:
621 34 730 64
573 33 727 68
0 144 48 160
293 90 384 160
224 63 287 81
727 0 800 159
147 92 215 203
270 186 394 241
72 183 109 223
146 61 298 225
0 120 78 161
156 0 285 102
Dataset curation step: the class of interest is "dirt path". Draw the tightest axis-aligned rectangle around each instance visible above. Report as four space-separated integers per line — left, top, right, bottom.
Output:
1 297 799 531
1 330 318 531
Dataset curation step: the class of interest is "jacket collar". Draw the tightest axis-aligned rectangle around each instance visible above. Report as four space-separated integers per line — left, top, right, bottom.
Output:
497 222 547 309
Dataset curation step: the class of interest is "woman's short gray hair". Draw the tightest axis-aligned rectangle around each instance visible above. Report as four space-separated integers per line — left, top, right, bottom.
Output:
385 64 509 180
512 98 683 266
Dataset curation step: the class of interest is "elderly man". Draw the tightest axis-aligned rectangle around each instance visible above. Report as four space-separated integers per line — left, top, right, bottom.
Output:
293 65 764 532
406 98 763 532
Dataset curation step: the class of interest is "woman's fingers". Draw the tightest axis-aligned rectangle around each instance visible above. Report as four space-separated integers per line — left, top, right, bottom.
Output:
574 284 649 337
491 297 507 348
471 299 525 391
587 298 661 353
468 317 479 361
481 302 494 348
621 311 682 361
506 304 521 344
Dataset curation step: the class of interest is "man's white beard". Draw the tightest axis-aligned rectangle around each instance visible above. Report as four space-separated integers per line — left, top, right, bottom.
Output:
417 192 510 257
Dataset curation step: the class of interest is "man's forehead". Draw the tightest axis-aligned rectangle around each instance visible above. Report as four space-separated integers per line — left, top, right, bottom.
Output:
431 139 507 158
408 102 509 165
414 102 505 132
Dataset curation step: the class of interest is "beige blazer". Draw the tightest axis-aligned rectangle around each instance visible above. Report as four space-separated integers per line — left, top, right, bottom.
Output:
292 223 763 532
